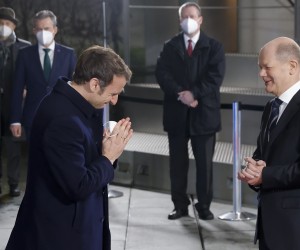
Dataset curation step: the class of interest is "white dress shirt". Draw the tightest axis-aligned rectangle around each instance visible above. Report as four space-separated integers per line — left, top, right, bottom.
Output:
38 41 55 69
183 32 200 50
278 80 300 121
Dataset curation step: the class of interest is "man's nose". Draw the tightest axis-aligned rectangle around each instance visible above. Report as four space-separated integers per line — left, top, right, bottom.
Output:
110 95 119 105
259 68 266 77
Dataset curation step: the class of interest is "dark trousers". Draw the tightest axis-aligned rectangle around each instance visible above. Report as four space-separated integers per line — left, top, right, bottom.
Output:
257 207 271 250
168 133 215 210
0 136 22 186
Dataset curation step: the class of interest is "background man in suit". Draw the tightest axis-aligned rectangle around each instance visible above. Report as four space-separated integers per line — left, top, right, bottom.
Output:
0 7 30 197
10 9 76 140
238 37 300 250
5 45 133 250
155 2 225 220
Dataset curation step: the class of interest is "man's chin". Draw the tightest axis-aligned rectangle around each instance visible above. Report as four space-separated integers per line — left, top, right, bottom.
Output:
265 85 274 94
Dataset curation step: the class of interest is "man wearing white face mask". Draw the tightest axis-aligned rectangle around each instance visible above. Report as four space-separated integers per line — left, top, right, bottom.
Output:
10 10 76 140
156 2 225 220
0 7 31 197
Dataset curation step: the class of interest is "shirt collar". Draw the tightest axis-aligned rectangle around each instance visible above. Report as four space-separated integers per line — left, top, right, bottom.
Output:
38 41 55 52
183 31 200 45
278 80 300 104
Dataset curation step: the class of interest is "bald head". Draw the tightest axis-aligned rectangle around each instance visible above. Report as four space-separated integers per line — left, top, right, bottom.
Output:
260 37 300 64
259 37 300 96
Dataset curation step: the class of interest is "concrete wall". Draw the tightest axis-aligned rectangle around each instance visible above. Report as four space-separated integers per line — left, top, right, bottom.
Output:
238 0 294 53
127 0 295 83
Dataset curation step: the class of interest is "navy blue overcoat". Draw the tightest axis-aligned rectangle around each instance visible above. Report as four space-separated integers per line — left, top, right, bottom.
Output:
6 77 114 250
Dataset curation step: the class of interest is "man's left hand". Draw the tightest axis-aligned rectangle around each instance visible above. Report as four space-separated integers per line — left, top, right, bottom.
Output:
238 157 266 186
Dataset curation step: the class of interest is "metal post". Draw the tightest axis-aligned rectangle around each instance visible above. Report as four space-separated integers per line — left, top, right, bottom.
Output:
295 0 300 45
123 0 130 66
233 101 242 214
102 0 123 198
102 0 109 126
218 102 256 221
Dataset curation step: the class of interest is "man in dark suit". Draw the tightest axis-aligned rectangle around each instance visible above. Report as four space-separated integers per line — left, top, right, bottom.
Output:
238 37 300 250
155 2 225 220
5 45 133 250
10 10 76 139
0 7 31 196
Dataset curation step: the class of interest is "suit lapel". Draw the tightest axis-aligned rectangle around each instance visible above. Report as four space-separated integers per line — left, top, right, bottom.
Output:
49 44 62 86
32 45 44 76
260 101 272 158
266 90 300 156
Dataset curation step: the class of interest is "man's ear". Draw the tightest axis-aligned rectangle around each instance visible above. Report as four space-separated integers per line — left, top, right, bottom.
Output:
198 15 203 25
289 60 298 75
88 78 100 93
53 26 58 36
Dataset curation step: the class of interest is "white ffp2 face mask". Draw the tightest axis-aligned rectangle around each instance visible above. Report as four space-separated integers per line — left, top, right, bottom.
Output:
180 18 199 35
0 25 13 38
36 30 54 46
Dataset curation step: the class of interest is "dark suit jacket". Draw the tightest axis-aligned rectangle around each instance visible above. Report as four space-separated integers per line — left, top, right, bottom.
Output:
0 37 31 136
6 77 114 250
155 31 225 135
10 43 76 131
252 89 300 250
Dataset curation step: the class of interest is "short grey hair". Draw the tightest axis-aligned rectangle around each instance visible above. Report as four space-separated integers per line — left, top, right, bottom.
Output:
178 2 201 18
33 10 57 27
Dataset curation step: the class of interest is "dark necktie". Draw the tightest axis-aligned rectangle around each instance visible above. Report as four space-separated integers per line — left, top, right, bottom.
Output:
43 48 51 81
187 39 193 56
268 97 283 139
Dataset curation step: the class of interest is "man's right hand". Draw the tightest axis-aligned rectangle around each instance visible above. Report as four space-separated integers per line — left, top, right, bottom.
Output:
10 124 22 137
177 91 198 108
102 117 133 164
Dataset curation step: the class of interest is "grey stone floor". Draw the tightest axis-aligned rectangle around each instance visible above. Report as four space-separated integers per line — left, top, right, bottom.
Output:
0 185 258 250
0 153 258 250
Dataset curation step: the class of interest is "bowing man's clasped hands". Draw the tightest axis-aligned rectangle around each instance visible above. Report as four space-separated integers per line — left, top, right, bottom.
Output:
102 117 133 164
